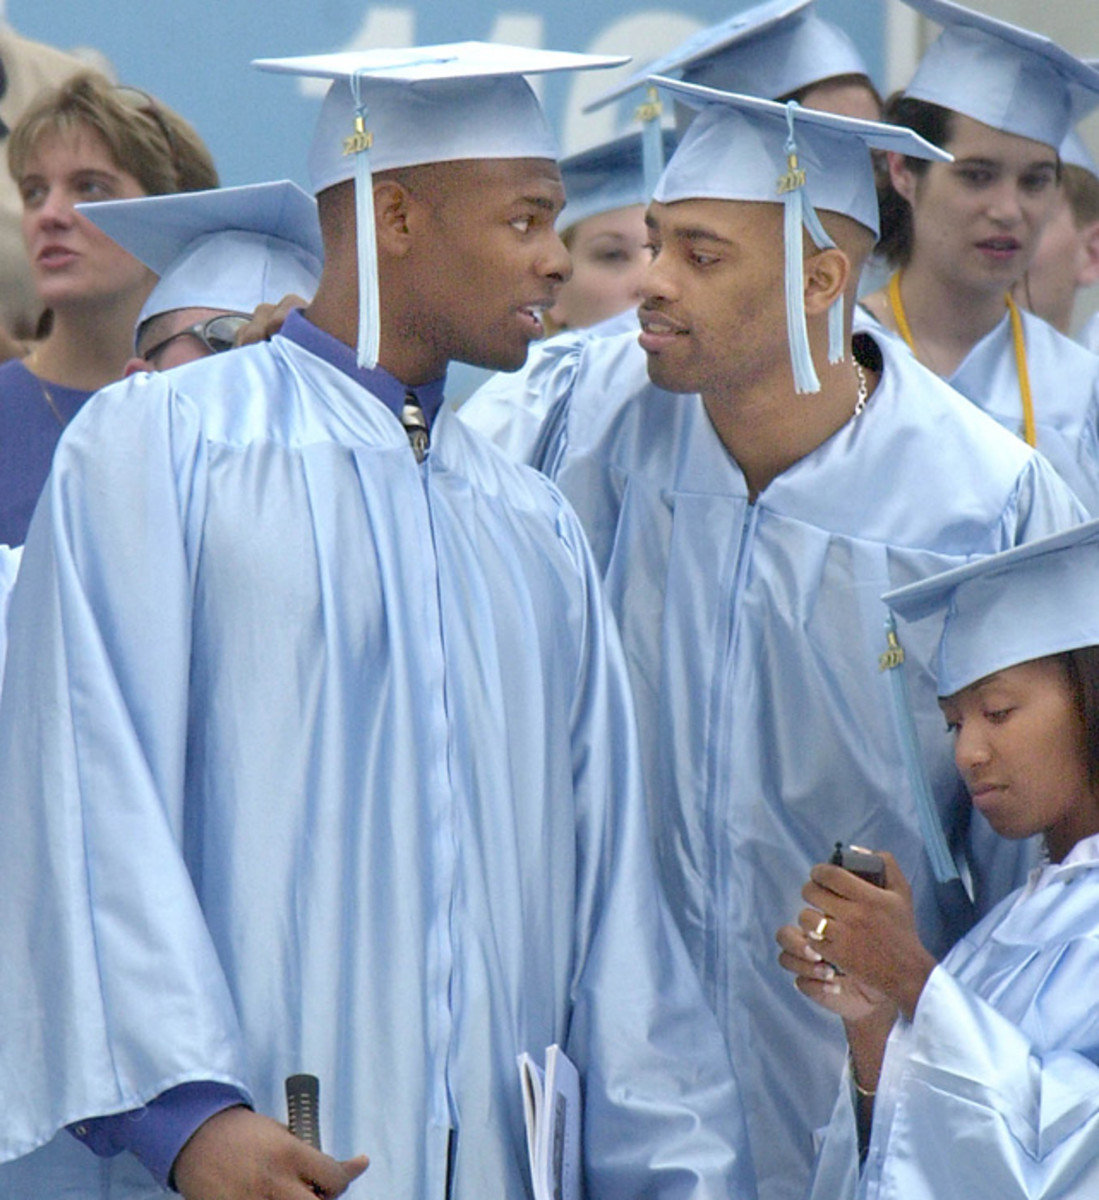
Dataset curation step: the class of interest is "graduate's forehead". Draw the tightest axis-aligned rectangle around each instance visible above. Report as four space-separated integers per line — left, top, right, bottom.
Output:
944 109 1056 155
432 156 565 208
645 196 782 240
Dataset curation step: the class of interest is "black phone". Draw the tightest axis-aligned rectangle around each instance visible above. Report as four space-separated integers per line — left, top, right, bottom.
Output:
830 842 886 887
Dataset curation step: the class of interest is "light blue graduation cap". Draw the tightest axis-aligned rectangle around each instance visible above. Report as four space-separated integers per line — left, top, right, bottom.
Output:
650 78 950 392
79 180 324 337
253 43 626 369
586 0 869 191
879 518 1099 883
1064 61 1099 176
1062 128 1099 177
558 128 678 231
900 0 1099 150
886 519 1099 699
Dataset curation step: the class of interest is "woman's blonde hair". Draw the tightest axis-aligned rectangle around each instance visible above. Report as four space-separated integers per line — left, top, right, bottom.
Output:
8 71 217 196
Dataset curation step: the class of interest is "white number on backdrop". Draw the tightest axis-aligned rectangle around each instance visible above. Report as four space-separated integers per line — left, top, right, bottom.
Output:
559 11 700 154
297 5 417 97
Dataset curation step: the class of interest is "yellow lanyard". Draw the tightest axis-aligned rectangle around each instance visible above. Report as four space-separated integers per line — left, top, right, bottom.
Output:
887 271 1037 448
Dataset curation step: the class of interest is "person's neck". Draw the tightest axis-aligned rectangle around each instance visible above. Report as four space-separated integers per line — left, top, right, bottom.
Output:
27 296 147 392
305 285 445 390
873 258 1007 378
702 347 877 501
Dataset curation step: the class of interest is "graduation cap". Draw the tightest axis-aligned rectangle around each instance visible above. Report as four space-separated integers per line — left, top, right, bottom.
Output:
558 128 678 231
80 180 324 336
253 43 626 369
886 519 1099 700
900 0 1099 150
1062 128 1098 177
878 517 1099 883
650 78 950 392
585 0 869 190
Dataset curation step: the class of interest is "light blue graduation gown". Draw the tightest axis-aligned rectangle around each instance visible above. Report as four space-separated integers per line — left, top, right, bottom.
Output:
0 334 755 1200
809 833 1099 1199
461 328 1085 1200
857 306 1099 516
0 542 18 690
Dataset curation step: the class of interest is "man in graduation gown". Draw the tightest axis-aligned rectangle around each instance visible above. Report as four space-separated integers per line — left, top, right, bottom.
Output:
460 81 1086 1200
0 46 755 1200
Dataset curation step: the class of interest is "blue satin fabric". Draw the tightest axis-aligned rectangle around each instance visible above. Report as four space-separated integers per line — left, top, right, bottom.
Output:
810 833 1099 1199
858 306 1099 516
461 327 1085 1200
0 335 755 1199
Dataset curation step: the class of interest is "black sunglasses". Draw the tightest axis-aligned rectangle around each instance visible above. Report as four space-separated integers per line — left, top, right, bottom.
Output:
143 313 251 364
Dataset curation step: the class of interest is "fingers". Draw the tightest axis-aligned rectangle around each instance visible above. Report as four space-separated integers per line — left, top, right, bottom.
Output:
878 850 912 899
306 1153 370 1198
173 1107 368 1200
775 923 838 986
235 295 308 347
234 303 279 348
809 852 911 901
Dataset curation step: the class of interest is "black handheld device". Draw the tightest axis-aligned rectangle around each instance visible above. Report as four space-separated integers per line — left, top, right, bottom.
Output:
285 1073 322 1151
830 842 886 888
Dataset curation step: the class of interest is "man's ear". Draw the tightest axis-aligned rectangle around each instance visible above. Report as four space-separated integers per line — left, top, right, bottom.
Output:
123 356 151 377
373 179 415 255
803 246 851 317
1075 219 1099 288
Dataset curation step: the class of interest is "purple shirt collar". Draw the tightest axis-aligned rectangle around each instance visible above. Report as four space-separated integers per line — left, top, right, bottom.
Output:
278 309 447 427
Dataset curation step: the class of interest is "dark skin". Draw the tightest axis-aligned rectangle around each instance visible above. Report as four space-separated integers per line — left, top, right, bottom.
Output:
173 1108 368 1200
778 656 1099 1114
171 157 572 1200
638 199 880 501
775 851 937 1097
306 159 569 384
237 160 571 383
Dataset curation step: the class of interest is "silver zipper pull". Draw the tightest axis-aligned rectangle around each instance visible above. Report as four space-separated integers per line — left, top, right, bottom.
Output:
401 392 430 463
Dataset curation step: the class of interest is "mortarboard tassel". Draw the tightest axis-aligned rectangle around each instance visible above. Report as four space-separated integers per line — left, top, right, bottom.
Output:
348 71 380 369
636 85 666 196
778 102 845 394
879 615 961 885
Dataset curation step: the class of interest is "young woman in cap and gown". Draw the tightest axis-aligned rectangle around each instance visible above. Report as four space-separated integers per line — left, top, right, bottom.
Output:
780 517 1099 1199
859 0 1099 515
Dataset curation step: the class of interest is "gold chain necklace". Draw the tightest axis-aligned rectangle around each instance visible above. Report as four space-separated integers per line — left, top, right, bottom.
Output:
887 271 1036 448
853 361 869 417
24 351 71 429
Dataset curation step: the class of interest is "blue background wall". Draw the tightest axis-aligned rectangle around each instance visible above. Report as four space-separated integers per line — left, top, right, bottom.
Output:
8 0 884 186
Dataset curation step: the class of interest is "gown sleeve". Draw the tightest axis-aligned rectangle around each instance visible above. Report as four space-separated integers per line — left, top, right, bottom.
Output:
0 374 252 1165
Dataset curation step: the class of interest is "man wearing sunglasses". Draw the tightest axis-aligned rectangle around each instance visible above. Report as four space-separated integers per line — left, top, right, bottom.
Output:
134 309 253 371
79 179 323 375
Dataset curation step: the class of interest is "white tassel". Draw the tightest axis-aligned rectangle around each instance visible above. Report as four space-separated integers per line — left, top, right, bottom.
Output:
801 200 845 366
779 102 846 390
783 187 819 394
349 72 380 370
638 86 666 196
780 105 818 394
